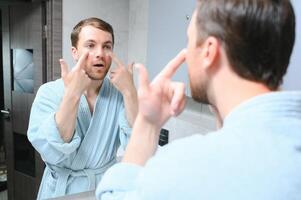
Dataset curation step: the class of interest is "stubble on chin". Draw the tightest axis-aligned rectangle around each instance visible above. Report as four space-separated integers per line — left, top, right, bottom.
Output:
86 67 109 81
190 82 209 105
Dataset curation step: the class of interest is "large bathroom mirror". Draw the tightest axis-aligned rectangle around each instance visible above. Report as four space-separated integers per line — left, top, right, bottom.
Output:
62 0 196 96
62 0 301 95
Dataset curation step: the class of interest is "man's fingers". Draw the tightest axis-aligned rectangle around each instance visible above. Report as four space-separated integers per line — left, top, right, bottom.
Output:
128 62 135 73
108 51 124 68
75 51 89 70
170 82 186 116
136 63 150 93
59 59 69 77
109 71 115 79
159 49 187 79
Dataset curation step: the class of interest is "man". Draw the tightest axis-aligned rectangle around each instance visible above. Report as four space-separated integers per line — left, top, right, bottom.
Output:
96 0 301 199
27 17 137 199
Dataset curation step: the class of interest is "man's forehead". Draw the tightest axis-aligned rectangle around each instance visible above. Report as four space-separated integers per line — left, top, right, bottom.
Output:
83 39 113 44
78 26 113 42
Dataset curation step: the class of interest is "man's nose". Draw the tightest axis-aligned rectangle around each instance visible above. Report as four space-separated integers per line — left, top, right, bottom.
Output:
95 47 105 58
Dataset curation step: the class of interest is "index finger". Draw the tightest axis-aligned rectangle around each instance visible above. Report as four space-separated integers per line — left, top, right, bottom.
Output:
74 51 89 70
108 51 125 68
59 59 69 78
158 49 187 78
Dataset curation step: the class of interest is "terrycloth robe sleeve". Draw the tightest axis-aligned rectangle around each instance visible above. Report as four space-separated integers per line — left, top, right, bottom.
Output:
95 163 143 200
27 80 82 165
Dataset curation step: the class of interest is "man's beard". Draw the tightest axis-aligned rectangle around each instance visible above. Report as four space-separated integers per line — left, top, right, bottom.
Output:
190 80 209 104
86 68 109 81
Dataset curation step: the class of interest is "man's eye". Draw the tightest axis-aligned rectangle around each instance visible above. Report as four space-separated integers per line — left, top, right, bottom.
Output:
104 45 112 50
87 44 94 48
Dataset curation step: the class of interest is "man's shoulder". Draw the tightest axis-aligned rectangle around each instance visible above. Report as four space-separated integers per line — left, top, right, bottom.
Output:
36 79 64 98
142 129 301 199
39 79 63 90
145 128 254 173
139 133 223 198
162 131 218 149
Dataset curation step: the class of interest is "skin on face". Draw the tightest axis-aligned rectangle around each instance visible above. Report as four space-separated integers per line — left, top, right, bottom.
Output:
72 25 113 80
186 11 209 104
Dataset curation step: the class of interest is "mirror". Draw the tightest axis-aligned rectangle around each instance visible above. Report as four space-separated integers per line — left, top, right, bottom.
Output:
62 0 195 96
62 0 301 92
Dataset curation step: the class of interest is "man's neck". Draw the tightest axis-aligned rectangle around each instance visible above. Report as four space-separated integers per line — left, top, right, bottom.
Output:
84 79 104 114
212 72 272 121
84 79 103 99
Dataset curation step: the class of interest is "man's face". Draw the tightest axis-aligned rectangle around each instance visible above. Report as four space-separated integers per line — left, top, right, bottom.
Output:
186 11 209 104
72 25 113 80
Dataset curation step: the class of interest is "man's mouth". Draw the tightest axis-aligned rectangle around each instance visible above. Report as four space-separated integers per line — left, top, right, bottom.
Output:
93 64 104 68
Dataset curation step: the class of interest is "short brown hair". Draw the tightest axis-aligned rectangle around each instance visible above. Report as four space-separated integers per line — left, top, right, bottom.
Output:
71 17 114 48
196 0 295 90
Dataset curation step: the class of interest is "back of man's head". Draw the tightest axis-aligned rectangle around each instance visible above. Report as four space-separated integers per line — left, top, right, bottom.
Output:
195 0 295 90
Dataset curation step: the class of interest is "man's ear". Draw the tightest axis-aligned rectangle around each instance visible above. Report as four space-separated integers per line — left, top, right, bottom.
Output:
201 36 220 70
71 46 79 61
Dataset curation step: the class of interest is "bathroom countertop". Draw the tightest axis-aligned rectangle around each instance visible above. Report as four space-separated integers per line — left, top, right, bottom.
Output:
49 190 96 200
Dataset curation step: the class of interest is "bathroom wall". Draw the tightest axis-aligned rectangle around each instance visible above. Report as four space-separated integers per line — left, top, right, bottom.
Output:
62 0 129 67
127 0 216 140
146 0 195 96
282 0 301 90
128 0 149 65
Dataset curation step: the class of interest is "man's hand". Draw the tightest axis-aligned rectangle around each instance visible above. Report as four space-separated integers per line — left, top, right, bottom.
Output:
136 49 187 129
56 52 92 142
108 52 136 96
122 49 187 165
108 52 138 126
59 51 92 97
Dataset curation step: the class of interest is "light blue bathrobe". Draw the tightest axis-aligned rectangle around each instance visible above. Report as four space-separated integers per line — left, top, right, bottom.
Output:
27 77 131 199
96 91 301 200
